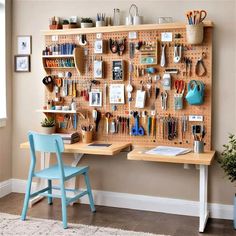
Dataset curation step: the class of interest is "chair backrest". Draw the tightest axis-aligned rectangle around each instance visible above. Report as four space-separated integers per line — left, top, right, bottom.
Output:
28 132 64 153
28 132 65 178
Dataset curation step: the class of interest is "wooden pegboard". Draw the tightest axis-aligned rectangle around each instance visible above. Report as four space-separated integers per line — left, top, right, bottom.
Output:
43 25 212 150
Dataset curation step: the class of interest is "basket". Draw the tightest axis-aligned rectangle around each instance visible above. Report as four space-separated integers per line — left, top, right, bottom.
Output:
186 23 204 45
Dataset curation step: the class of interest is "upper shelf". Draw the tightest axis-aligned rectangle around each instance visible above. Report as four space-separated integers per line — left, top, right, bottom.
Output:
41 21 214 36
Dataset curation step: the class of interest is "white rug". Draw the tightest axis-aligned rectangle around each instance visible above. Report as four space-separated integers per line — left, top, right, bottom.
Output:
0 213 167 236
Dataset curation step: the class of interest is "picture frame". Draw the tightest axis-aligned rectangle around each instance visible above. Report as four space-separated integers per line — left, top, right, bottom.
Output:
17 35 32 55
14 55 31 72
89 90 102 107
109 84 125 104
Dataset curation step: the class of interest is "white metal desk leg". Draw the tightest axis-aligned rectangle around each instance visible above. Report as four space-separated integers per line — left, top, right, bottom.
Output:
68 153 84 205
29 152 50 208
199 165 209 232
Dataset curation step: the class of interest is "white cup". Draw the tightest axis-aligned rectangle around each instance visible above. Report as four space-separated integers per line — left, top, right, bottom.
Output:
133 16 143 25
126 15 133 25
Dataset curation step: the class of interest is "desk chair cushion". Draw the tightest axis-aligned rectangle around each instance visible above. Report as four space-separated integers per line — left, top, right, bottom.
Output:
34 165 89 180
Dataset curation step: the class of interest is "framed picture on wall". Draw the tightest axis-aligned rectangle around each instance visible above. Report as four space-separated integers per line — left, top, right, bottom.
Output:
89 90 102 107
14 55 31 72
17 35 32 54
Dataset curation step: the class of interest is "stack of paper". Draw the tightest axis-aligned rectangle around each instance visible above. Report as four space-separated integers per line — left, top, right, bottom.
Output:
145 146 191 156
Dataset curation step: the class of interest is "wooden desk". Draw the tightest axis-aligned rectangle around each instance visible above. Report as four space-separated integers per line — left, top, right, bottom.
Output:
20 141 131 156
20 141 131 207
128 148 215 233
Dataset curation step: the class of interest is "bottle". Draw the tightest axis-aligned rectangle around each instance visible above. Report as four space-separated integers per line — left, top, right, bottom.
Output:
113 8 120 26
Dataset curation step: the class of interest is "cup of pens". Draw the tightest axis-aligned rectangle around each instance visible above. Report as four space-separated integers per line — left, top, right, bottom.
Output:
185 10 207 45
193 126 206 153
81 125 93 143
96 13 106 27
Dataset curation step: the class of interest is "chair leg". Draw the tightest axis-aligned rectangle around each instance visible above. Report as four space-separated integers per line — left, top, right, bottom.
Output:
48 179 53 205
84 172 96 212
21 172 34 220
60 181 68 229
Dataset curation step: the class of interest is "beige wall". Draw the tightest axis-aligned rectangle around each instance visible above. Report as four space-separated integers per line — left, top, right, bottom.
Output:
0 0 12 182
11 0 236 204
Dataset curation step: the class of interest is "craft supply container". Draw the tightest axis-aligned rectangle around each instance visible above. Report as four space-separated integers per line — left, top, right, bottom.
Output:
193 140 204 153
186 23 204 44
82 130 93 143
96 21 106 27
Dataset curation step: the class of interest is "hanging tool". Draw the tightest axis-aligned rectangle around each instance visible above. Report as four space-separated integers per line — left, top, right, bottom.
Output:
105 112 112 134
131 112 144 136
92 109 101 132
129 42 135 59
147 116 151 136
195 53 207 76
160 44 166 67
161 91 168 110
73 114 77 130
173 44 182 63
78 35 87 46
151 115 156 136
62 79 68 96
174 80 185 94
110 119 116 134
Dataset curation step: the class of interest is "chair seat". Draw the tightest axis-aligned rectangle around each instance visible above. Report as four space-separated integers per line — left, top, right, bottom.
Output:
34 165 88 179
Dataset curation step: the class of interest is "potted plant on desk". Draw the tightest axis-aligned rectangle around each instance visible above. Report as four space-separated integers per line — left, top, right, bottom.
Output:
41 117 56 134
81 18 93 28
218 134 236 228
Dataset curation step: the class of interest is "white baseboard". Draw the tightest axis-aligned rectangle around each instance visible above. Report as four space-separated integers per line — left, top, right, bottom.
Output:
0 179 12 198
0 178 233 220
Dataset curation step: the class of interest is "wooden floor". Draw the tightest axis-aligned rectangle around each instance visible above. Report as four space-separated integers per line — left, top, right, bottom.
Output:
0 193 235 236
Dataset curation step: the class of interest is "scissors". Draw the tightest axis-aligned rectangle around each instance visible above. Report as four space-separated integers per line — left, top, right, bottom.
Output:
174 80 185 94
198 10 207 23
186 10 207 24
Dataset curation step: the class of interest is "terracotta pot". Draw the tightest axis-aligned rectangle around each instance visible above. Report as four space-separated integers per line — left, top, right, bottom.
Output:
41 126 55 134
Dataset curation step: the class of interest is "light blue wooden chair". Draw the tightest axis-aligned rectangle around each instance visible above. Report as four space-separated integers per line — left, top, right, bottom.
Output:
21 132 96 229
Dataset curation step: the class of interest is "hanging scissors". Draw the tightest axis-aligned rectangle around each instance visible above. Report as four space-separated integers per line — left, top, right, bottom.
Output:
198 10 207 23
174 80 185 94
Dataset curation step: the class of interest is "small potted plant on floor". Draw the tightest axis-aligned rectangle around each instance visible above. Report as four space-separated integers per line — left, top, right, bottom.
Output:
218 134 236 228
41 117 56 134
81 18 93 28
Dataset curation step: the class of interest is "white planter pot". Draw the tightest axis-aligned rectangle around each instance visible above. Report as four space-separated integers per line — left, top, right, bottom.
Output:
81 22 93 28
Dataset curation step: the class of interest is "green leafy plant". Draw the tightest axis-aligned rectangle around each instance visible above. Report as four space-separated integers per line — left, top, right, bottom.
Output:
41 117 55 127
62 19 69 25
81 17 93 23
218 134 236 182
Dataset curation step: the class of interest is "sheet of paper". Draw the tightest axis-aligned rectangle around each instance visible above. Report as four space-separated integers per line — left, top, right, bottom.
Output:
109 84 125 104
146 146 191 156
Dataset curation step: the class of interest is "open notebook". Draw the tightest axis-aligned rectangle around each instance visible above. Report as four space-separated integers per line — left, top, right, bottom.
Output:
145 146 191 156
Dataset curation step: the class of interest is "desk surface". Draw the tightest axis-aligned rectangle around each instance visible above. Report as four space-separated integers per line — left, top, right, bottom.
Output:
127 148 215 165
20 141 131 156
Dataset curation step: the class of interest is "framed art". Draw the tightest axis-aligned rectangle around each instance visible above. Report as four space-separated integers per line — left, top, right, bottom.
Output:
17 35 32 54
14 55 31 72
89 90 102 107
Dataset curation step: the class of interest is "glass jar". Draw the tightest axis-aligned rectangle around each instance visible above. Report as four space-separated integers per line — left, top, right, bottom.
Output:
113 8 120 26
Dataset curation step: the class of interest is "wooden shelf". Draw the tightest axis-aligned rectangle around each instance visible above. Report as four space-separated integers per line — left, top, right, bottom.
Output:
42 47 84 75
42 54 74 58
41 21 214 36
36 109 78 114
127 148 216 165
44 67 75 69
